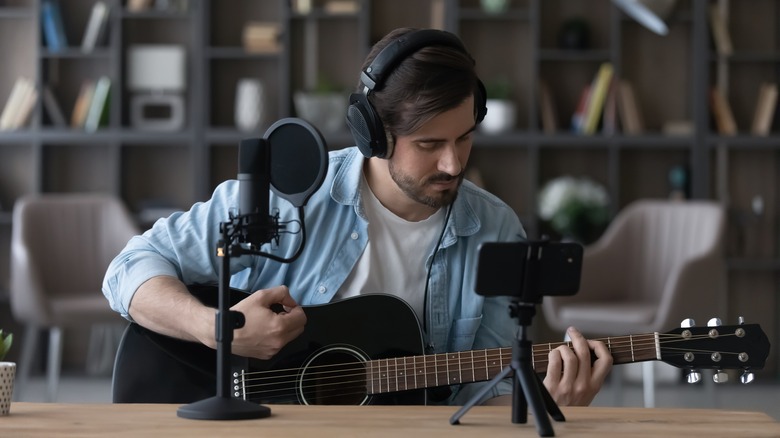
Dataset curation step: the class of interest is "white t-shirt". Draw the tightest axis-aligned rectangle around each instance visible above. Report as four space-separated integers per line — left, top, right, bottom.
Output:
334 176 446 322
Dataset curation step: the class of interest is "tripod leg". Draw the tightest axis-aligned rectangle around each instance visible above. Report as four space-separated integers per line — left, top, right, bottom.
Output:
512 366 527 424
535 372 565 422
516 359 555 437
449 365 513 425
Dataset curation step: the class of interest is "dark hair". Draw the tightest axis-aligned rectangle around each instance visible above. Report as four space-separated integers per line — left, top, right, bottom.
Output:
358 28 480 139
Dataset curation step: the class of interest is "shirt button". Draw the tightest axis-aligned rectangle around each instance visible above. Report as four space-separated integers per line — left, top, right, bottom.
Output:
350 231 359 240
318 286 327 294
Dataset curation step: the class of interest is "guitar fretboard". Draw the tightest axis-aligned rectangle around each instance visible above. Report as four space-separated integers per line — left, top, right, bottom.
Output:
365 333 659 394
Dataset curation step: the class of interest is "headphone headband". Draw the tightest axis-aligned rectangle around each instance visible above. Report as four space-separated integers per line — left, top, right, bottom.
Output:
360 29 469 93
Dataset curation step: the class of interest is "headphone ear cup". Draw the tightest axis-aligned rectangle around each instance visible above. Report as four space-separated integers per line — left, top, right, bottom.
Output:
475 78 488 124
346 93 388 158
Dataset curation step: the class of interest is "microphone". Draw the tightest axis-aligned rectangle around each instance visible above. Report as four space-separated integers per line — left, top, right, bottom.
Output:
237 137 276 248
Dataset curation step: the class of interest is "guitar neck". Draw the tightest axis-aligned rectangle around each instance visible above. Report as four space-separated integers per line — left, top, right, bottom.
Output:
365 333 658 394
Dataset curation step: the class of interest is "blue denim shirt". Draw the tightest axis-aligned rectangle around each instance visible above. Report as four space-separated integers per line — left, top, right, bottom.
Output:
103 146 526 405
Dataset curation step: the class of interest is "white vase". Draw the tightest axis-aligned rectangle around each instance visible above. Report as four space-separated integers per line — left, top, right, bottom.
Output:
235 78 264 132
0 362 15 415
480 99 517 134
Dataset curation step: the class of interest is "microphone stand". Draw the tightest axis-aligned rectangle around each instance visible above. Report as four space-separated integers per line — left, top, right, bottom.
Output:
177 215 273 420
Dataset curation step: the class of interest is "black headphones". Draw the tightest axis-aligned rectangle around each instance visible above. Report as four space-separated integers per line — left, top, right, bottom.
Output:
346 29 488 159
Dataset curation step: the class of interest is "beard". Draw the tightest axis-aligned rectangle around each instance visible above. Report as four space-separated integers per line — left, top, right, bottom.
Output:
388 160 463 208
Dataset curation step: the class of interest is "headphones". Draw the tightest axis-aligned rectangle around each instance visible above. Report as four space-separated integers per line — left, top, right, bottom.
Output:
346 29 487 159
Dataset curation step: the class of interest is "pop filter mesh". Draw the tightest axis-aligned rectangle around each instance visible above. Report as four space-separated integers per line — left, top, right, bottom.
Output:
265 118 328 207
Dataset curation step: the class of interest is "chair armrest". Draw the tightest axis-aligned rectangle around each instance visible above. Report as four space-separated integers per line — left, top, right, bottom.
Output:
653 252 727 330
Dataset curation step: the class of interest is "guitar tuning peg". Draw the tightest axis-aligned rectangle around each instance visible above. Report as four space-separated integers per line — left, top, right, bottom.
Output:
685 369 701 384
680 318 696 328
713 370 729 383
738 316 746 325
740 370 755 384
707 317 722 327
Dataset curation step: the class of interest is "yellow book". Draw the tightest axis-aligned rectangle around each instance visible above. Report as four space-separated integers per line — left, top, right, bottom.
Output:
582 63 614 135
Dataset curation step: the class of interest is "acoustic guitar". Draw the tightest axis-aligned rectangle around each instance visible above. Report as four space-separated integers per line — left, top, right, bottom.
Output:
112 285 770 405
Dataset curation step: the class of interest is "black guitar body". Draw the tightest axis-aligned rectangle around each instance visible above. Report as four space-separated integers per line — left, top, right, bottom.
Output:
112 286 428 405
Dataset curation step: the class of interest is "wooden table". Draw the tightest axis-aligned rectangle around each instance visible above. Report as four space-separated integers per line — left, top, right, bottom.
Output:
2 402 779 437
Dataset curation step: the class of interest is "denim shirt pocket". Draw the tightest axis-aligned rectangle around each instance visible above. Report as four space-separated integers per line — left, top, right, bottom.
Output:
447 314 483 352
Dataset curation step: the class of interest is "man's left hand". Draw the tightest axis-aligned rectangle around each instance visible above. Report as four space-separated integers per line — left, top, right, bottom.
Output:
543 326 613 406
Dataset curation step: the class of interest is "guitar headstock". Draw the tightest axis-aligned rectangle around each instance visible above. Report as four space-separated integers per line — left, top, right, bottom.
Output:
660 319 770 377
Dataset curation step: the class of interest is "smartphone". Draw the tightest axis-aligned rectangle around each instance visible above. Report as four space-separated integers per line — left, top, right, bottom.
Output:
473 241 583 300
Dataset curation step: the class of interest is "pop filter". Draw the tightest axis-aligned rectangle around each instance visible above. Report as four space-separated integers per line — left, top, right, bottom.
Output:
264 118 328 208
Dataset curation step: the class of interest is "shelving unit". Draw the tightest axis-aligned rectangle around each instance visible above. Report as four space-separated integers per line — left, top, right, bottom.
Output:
0 0 778 375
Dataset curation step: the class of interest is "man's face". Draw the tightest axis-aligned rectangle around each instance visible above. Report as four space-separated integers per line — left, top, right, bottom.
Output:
388 96 476 209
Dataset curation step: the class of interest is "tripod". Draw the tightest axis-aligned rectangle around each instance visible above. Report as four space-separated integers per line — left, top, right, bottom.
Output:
450 300 564 436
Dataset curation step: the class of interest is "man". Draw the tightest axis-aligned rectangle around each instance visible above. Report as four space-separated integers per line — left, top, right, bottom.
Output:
103 27 612 406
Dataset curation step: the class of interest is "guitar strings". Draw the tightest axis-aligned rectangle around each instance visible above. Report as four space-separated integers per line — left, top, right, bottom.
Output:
239 332 742 384
232 332 748 402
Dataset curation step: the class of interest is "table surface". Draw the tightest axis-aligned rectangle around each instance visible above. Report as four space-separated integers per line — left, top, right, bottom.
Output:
2 402 780 437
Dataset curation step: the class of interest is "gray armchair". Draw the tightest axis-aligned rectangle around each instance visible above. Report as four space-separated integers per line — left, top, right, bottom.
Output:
542 199 727 407
10 193 139 401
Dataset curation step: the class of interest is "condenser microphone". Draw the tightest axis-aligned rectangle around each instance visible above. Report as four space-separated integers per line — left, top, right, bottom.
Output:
237 137 274 247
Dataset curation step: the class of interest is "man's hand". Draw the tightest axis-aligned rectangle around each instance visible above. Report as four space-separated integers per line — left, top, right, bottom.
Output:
230 285 307 360
543 326 612 406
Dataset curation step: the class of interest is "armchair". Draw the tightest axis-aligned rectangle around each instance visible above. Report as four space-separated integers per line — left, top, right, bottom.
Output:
10 193 139 401
542 199 727 407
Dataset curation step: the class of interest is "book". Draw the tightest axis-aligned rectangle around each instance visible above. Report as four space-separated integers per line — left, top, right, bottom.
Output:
430 0 445 30
127 0 153 12
0 77 32 130
601 76 619 136
41 0 68 52
710 88 737 135
709 4 733 56
750 82 778 136
84 76 110 133
323 0 359 14
616 80 643 135
42 85 67 127
570 85 590 132
71 81 95 128
538 79 558 134
12 83 38 129
0 77 38 130
242 22 281 53
582 62 614 135
81 1 109 53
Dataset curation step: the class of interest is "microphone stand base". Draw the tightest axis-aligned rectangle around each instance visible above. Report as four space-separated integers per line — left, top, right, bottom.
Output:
177 396 271 420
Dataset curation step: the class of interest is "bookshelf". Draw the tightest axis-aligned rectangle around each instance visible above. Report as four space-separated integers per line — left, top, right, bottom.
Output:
0 0 778 375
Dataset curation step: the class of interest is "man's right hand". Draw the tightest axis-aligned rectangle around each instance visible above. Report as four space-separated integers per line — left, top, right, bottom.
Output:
230 285 307 360
129 277 306 361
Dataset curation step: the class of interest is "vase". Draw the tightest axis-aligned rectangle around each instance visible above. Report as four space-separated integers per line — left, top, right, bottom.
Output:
479 99 516 134
0 362 15 415
235 78 265 132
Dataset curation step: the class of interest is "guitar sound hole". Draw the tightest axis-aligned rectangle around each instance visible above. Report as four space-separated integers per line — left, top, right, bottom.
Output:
298 345 369 405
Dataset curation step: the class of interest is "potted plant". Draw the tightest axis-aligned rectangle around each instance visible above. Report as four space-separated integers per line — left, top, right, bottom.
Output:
294 75 349 133
479 77 517 134
0 329 14 415
537 176 610 244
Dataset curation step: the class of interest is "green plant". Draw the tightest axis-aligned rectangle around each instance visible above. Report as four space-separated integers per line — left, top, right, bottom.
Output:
484 77 512 100
538 176 610 244
0 330 12 362
311 75 343 94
